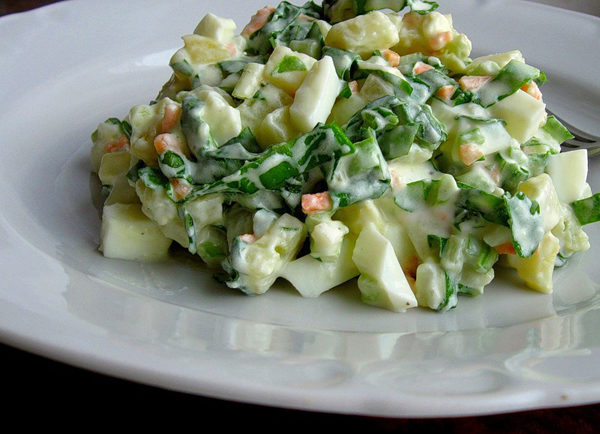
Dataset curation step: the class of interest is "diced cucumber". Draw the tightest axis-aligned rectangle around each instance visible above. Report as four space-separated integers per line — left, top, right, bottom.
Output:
545 149 589 204
290 55 342 133
572 193 600 226
100 203 172 261
195 225 228 267
352 224 417 312
280 234 359 298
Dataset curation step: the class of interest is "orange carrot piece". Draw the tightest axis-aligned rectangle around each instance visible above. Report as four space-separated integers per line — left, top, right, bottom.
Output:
301 191 332 214
382 49 400 67
521 81 542 100
169 178 192 200
239 233 257 243
154 133 182 155
459 75 492 91
413 61 434 75
225 42 238 56
160 104 182 133
402 255 419 279
241 6 275 38
429 31 452 51
496 242 516 255
459 143 484 166
104 135 129 153
435 84 455 100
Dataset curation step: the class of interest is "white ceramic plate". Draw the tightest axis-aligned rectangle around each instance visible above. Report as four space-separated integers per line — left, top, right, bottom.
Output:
1 0 599 418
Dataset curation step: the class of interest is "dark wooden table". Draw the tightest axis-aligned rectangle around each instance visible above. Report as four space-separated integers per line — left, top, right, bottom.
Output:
2 0 600 429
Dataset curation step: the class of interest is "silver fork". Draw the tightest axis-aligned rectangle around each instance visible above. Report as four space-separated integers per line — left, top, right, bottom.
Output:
547 109 600 157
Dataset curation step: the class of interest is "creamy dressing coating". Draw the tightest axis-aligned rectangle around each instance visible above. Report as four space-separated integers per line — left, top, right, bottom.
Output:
91 0 598 312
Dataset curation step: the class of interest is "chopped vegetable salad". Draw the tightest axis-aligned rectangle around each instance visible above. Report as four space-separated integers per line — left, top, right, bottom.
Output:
90 0 600 312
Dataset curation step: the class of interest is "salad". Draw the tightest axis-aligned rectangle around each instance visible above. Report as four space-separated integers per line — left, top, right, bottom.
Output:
90 0 600 313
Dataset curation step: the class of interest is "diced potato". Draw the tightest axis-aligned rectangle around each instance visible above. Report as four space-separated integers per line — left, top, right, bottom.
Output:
546 149 589 203
193 13 236 44
488 89 547 143
232 62 265 100
128 98 189 167
414 260 454 310
289 56 342 133
325 11 400 58
98 151 130 186
314 19 332 39
506 232 560 293
237 84 294 134
459 266 494 296
104 175 139 206
100 203 172 261
158 218 189 248
327 92 367 127
387 160 438 190
359 73 395 102
230 213 306 294
185 193 224 228
352 223 417 312
90 120 124 173
263 45 317 94
552 203 590 257
310 219 349 262
198 90 242 145
465 50 525 76
281 235 358 298
180 34 232 64
422 12 453 42
517 173 561 232
135 180 178 226
256 105 301 148
334 199 386 235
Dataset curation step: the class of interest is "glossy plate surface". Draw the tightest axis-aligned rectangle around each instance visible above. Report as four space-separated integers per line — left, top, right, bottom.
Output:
0 0 599 417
